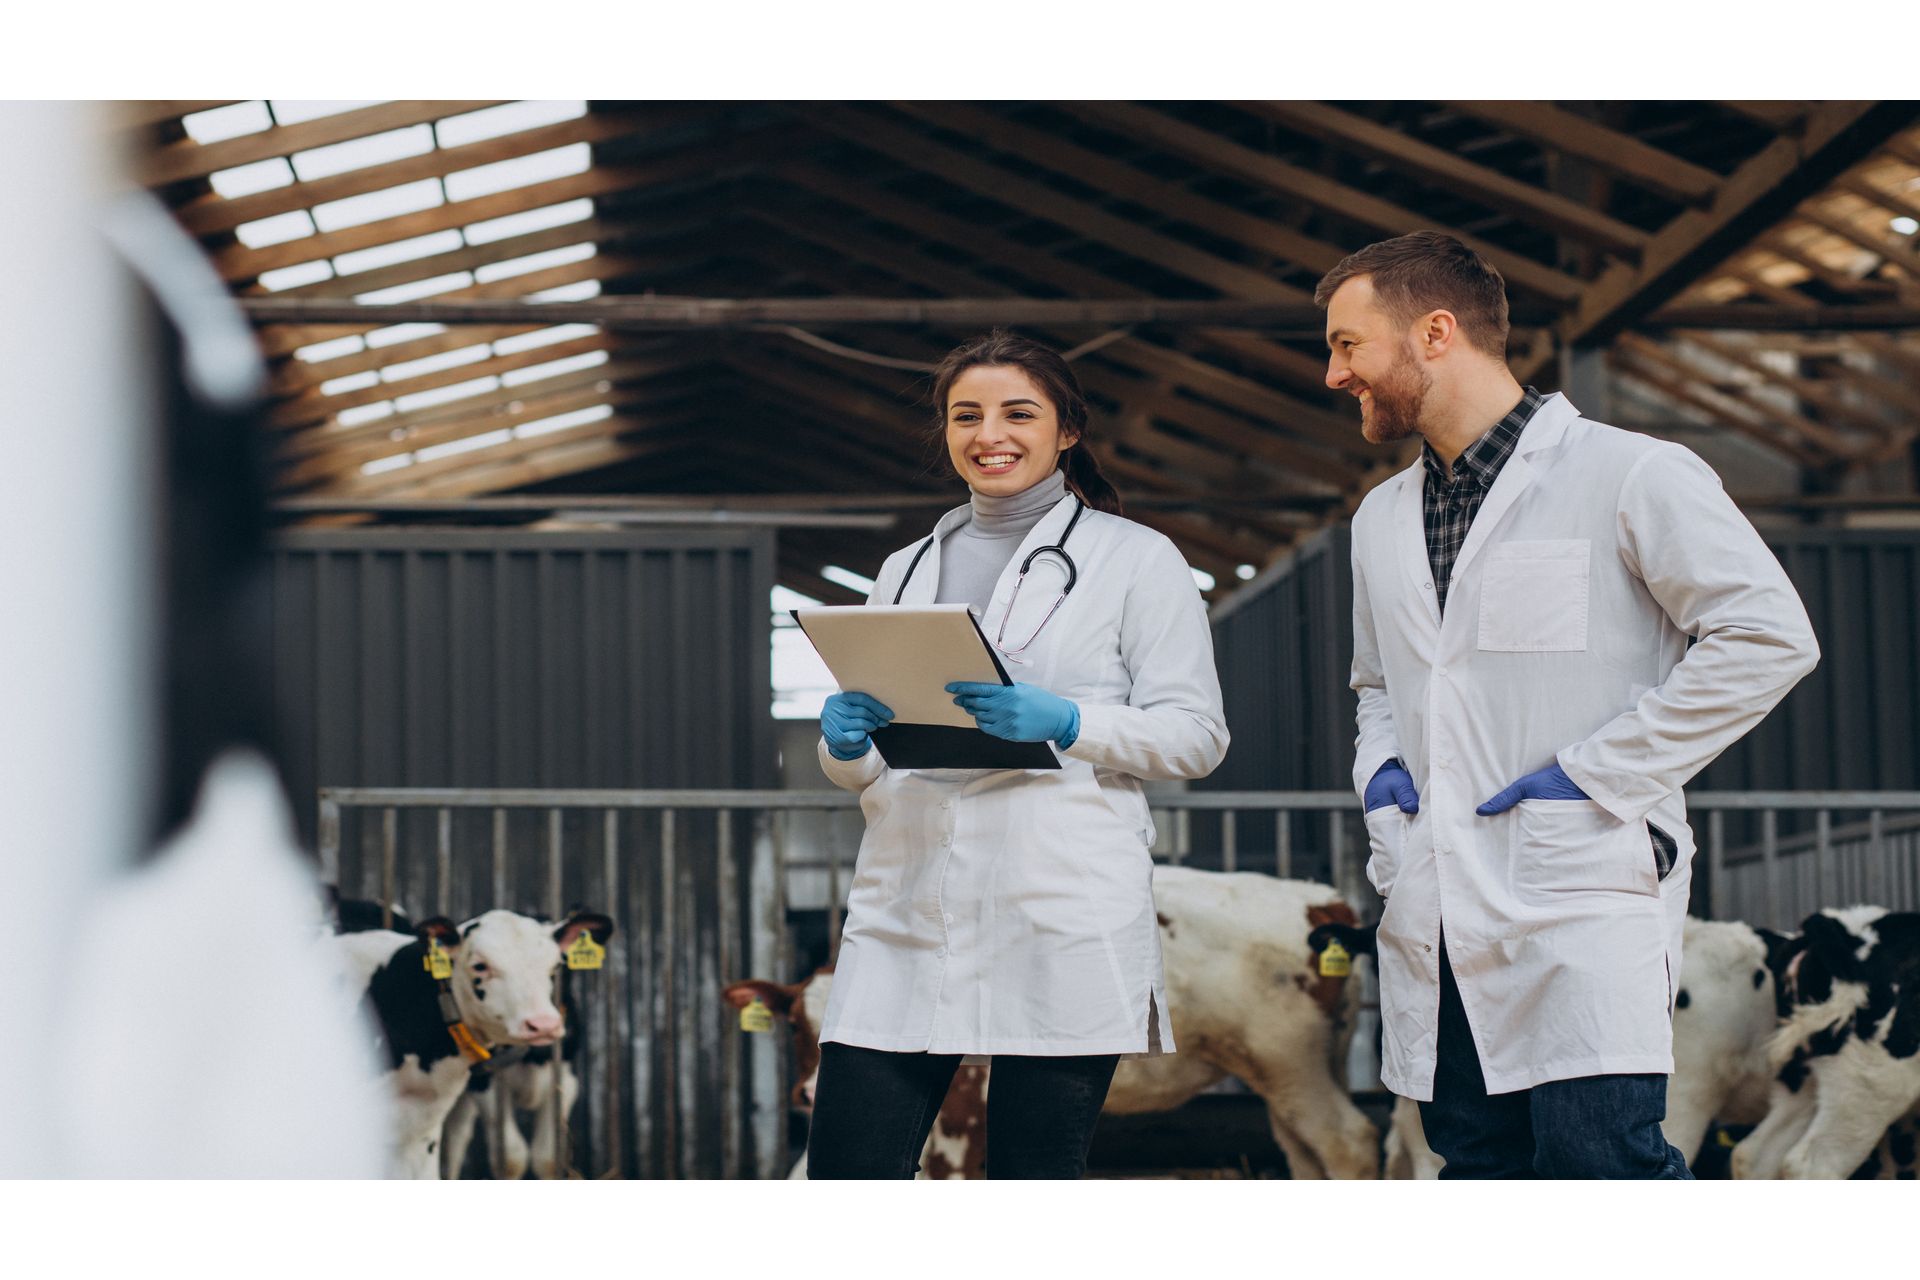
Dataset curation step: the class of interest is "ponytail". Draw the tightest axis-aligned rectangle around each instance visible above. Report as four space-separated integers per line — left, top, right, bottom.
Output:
1060 441 1123 516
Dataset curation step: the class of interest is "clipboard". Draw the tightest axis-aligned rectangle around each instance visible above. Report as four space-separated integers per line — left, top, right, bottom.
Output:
791 604 1063 770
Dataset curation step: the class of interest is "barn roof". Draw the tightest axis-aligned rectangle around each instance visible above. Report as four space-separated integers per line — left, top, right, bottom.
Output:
130 100 1920 602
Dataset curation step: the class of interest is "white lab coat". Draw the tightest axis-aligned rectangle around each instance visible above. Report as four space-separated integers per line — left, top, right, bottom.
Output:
817 493 1229 1056
1350 394 1818 1099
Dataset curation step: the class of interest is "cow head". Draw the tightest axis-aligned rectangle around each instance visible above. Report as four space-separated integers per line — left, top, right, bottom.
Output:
437 909 614 1050
1304 907 1375 1019
723 969 833 1108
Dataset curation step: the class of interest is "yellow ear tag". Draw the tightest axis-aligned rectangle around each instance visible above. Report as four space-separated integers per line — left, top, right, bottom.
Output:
1318 940 1352 978
424 936 453 980
1716 1128 1737 1149
566 931 606 971
740 997 774 1034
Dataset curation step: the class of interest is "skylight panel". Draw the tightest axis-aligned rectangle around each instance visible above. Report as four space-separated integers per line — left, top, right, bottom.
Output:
269 100 382 126
524 279 602 303
233 209 316 249
183 101 272 143
380 345 491 382
333 229 465 277
464 198 593 246
337 403 394 427
443 143 590 202
475 242 595 284
435 100 587 149
361 453 414 476
320 371 380 396
294 334 366 363
395 375 500 414
209 157 295 199
417 428 513 463
492 324 600 356
822 565 876 594
258 260 334 291
312 179 444 233
515 404 613 438
291 124 434 182
501 349 608 387
354 272 474 305
365 323 447 348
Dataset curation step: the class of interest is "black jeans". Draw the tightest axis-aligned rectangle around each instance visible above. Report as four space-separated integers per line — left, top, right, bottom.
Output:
806 1041 1119 1179
1419 941 1692 1179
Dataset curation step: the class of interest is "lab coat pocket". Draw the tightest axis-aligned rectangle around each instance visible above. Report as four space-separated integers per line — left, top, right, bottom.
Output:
1477 539 1589 652
1363 807 1409 899
1093 767 1153 845
1511 799 1657 898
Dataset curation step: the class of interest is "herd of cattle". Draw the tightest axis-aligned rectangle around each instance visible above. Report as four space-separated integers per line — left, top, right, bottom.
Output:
320 867 1919 1180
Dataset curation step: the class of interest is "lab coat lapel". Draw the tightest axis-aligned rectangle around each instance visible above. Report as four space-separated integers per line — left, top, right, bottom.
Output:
1392 460 1441 631
1444 394 1577 588
894 503 972 605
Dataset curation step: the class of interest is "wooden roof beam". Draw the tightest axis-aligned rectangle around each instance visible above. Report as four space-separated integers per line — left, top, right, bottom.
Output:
1795 204 1920 280
1604 350 1823 468
1614 333 1859 462
1554 102 1920 356
1065 102 1586 304
1249 101 1652 257
1443 101 1722 206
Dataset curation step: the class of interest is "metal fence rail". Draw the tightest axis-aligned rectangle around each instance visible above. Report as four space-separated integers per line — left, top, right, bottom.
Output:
320 786 1920 1179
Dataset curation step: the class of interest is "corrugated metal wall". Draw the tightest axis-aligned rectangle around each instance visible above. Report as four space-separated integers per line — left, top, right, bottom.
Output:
271 527 778 1178
1204 523 1920 910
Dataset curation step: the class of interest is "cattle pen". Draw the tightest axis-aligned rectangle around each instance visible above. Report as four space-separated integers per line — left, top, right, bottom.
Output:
318 784 1920 1178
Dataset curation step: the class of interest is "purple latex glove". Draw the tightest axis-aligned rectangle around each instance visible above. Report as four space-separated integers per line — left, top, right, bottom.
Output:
1365 760 1420 814
1477 761 1589 815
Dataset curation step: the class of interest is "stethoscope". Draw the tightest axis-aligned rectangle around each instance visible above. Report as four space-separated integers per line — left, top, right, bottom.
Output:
892 496 1086 659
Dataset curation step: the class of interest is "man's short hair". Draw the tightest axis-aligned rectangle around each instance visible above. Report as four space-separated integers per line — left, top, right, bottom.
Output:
1313 231 1510 359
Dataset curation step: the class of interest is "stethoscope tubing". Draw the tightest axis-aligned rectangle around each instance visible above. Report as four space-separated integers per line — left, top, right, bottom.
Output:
892 496 1085 606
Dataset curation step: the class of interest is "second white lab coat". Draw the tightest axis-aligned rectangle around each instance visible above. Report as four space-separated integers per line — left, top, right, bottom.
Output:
1350 394 1818 1099
817 493 1229 1056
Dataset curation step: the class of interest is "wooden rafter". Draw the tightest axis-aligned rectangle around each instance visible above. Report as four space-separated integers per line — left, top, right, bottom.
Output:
142 100 509 187
1442 101 1722 206
1248 101 1652 257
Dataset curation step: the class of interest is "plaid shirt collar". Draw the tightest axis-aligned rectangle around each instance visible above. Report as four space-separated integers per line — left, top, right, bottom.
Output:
1422 386 1542 492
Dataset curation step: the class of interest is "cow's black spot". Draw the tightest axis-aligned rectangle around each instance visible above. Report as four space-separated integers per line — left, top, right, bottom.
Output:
1884 987 1920 1060
1779 1049 1810 1093
1676 989 1691 1010
365 939 461 1072
428 1141 437 1155
1807 1021 1852 1059
1856 980 1895 1040
1889 1126 1916 1167
472 980 486 1002
1753 968 1767 990
1851 1151 1883 1179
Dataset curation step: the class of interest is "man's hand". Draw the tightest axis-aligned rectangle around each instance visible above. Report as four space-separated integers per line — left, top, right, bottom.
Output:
1365 760 1420 814
1476 762 1589 816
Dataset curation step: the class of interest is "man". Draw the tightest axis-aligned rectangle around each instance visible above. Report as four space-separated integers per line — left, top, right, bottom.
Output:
1324 231 1819 1179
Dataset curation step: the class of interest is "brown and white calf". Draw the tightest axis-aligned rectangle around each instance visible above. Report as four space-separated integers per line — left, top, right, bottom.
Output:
725 865 1380 1178
329 908 612 1179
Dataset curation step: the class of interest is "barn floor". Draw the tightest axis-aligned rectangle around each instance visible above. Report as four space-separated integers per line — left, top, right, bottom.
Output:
1085 1091 1397 1179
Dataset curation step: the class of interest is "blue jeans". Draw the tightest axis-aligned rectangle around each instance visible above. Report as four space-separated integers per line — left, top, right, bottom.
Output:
806 1042 1118 1179
1419 942 1693 1179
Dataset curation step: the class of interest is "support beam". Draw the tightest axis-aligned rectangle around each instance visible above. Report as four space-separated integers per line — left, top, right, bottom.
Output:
141 100 509 187
1558 102 1920 351
1249 101 1652 257
1443 101 1722 206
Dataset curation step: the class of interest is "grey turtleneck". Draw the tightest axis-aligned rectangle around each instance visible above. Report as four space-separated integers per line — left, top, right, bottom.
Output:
935 470 1068 615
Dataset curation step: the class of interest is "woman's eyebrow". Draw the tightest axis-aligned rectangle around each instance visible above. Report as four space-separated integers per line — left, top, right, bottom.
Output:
1000 399 1041 408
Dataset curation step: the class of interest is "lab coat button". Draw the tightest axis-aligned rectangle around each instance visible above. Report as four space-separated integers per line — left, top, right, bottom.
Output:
1422 582 1433 591
1424 943 1433 952
1436 666 1448 678
934 947 947 959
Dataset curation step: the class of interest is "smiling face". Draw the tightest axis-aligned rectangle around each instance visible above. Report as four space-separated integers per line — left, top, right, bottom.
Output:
1324 276 1432 445
944 364 1078 497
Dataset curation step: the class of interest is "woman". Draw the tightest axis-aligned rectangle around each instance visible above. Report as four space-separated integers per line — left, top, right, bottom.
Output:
807 330 1230 1179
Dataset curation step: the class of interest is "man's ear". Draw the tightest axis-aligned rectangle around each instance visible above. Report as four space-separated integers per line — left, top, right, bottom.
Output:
1419 309 1459 357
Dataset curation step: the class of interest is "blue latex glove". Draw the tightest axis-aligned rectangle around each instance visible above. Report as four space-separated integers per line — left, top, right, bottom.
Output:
1477 761 1589 815
821 692 894 760
945 681 1080 748
1365 759 1420 814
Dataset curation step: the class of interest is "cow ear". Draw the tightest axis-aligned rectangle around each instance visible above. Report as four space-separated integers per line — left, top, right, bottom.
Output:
721 979 796 1017
415 917 461 949
553 911 614 950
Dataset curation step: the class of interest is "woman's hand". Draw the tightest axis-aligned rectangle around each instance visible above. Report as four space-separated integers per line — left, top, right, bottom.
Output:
946 682 1080 748
821 692 894 760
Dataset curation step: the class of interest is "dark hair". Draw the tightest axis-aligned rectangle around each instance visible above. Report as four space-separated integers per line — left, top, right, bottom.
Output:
1312 231 1510 359
927 329 1123 515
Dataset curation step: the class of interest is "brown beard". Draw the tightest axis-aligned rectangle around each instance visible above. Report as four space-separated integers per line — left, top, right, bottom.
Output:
1360 342 1431 445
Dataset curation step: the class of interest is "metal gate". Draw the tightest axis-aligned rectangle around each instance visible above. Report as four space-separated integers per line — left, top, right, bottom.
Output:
321 786 1920 1177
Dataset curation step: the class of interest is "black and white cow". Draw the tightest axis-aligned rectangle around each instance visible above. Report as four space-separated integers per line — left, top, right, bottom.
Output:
441 966 588 1180
1732 906 1920 1179
329 908 613 1179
